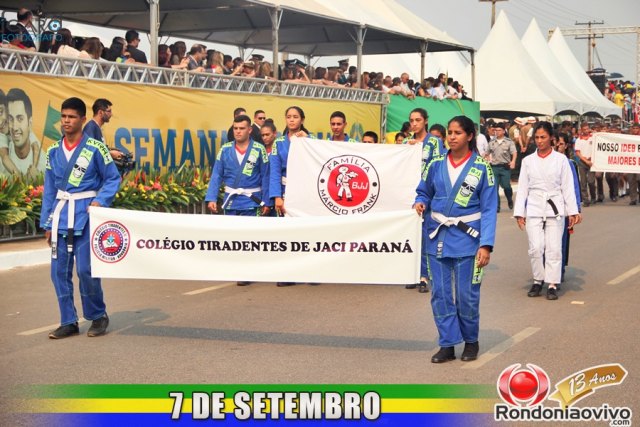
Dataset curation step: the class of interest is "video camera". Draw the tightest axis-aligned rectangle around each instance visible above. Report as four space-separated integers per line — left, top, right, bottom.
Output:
111 149 136 176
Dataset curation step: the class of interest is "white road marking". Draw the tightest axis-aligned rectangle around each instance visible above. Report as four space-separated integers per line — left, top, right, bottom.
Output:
461 326 541 369
18 320 87 336
607 265 640 285
183 282 235 295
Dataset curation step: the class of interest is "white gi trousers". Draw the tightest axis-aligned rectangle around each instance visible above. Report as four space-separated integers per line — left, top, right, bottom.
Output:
526 216 564 285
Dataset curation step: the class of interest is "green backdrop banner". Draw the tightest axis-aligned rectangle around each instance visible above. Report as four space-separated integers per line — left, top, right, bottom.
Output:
385 95 480 143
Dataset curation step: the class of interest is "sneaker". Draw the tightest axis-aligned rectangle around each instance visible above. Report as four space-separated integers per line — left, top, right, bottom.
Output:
527 283 543 297
237 281 252 286
461 342 479 361
87 314 109 337
48 322 79 339
418 279 429 293
546 287 558 301
431 346 456 363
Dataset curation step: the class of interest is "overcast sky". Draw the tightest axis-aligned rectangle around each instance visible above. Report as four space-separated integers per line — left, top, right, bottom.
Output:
397 0 639 81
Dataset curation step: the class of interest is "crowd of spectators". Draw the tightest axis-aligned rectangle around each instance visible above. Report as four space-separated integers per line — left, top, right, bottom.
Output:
1 9 470 100
478 117 640 206
605 80 638 124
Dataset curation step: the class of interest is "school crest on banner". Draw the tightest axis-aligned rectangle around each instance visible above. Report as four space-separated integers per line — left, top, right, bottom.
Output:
285 138 422 217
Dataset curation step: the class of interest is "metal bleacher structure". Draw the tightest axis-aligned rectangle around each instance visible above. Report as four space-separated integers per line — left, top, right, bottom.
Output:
0 48 388 105
0 48 389 241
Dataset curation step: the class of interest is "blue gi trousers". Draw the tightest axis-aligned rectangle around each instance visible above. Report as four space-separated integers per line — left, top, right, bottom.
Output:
51 226 106 326
224 208 260 216
428 255 481 347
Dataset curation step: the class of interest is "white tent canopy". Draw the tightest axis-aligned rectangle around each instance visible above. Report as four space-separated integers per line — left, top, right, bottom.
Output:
548 28 621 117
521 19 589 114
472 11 581 116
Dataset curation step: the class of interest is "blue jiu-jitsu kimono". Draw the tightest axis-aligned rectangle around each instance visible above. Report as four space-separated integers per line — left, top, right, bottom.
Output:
415 151 498 348
404 132 445 178
268 133 316 200
40 135 121 327
205 139 270 212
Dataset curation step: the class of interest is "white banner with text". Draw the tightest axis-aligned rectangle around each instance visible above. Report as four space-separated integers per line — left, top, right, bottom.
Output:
90 207 421 284
591 133 640 173
284 138 422 216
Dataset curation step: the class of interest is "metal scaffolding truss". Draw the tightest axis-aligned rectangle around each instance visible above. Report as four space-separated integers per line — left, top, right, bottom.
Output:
0 48 387 105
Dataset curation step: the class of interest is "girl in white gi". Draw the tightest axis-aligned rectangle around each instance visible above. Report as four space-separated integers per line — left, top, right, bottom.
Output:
414 115 497 363
514 122 581 301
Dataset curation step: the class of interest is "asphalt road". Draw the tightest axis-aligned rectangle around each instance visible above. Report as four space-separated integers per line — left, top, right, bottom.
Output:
1 200 638 418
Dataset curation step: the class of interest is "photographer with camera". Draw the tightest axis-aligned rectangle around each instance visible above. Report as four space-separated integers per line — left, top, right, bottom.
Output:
83 98 134 176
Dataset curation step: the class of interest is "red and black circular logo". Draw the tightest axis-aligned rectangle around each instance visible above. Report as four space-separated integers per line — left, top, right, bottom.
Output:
92 221 130 263
497 363 550 407
317 155 380 215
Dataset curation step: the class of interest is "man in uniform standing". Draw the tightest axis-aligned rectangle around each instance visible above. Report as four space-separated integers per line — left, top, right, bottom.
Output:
487 122 516 212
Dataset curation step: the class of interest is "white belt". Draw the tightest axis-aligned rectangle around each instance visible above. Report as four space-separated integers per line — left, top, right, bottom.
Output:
222 186 261 209
51 190 97 258
429 211 481 239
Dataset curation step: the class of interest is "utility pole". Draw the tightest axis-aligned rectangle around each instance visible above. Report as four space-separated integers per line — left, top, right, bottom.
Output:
479 0 508 28
575 21 604 71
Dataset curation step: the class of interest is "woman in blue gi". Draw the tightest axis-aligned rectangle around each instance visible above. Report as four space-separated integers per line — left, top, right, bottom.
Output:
269 106 312 217
268 106 313 287
41 97 121 339
414 115 498 363
404 108 445 293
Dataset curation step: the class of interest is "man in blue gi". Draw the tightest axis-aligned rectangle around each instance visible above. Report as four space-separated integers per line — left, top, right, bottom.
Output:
415 115 498 363
41 97 121 339
205 114 270 286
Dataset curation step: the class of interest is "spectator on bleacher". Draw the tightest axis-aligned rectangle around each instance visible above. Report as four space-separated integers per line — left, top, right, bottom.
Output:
284 59 310 83
445 77 459 99
104 39 133 64
186 44 205 72
337 59 349 84
170 41 186 66
158 44 187 69
418 78 433 98
399 73 415 99
206 50 225 74
327 66 343 85
125 30 147 63
359 72 370 89
222 54 234 74
311 67 337 86
38 31 55 54
54 28 81 57
15 8 36 50
79 37 103 60
257 61 274 79
1 25 34 51
430 78 445 100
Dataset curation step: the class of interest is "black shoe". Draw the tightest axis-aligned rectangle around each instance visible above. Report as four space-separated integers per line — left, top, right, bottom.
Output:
461 342 479 361
507 200 513 210
87 314 109 337
527 283 543 297
276 282 295 287
597 197 604 203
546 287 558 300
418 279 429 293
630 201 638 206
405 283 418 289
237 281 252 286
431 346 456 363
48 322 79 339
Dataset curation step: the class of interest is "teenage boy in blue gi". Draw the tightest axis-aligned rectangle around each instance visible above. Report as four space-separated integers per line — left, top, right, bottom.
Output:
41 97 121 339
